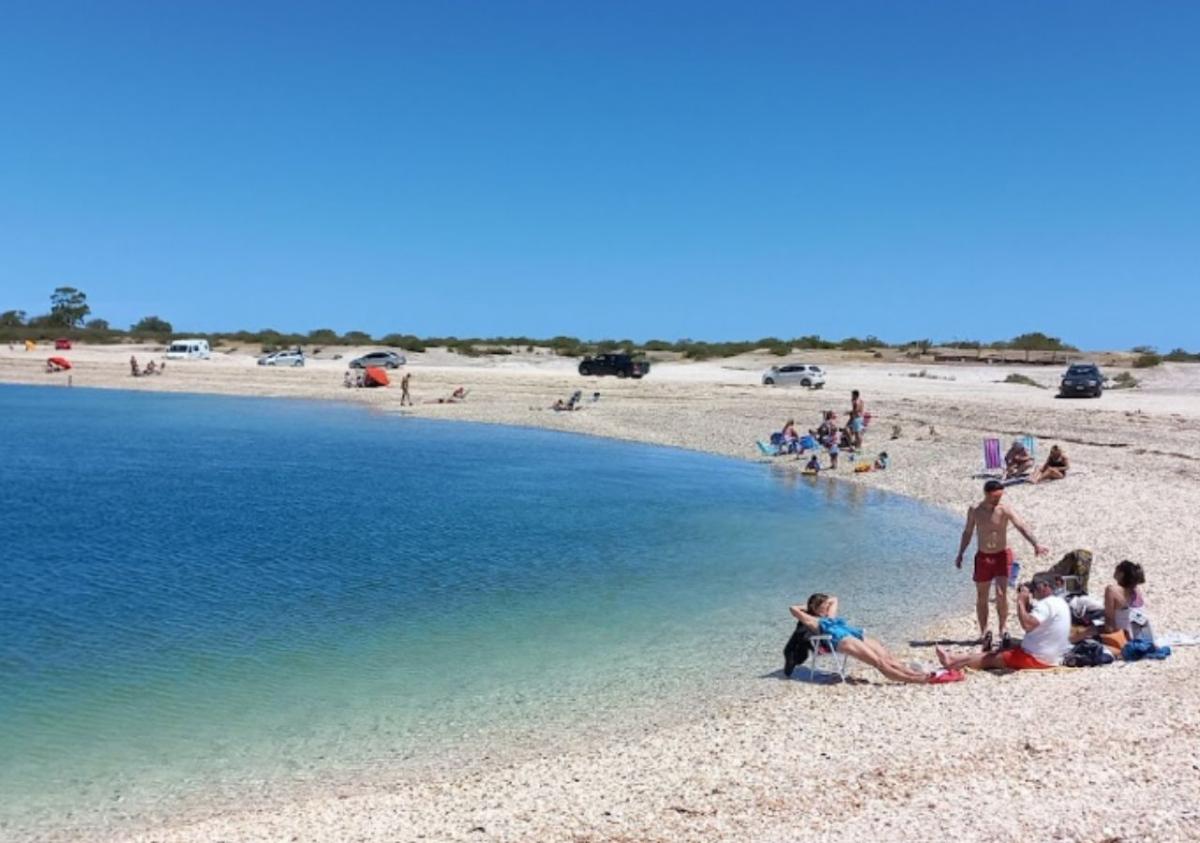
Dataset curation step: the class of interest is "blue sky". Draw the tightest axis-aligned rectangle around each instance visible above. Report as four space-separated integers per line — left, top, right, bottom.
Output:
1 2 1197 350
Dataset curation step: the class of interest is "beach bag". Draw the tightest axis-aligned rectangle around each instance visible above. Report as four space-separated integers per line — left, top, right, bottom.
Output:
770 432 785 447
1043 549 1093 594
783 621 814 676
1063 639 1113 668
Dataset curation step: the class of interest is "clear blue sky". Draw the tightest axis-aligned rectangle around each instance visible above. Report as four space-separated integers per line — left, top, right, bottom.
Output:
2 2 1197 350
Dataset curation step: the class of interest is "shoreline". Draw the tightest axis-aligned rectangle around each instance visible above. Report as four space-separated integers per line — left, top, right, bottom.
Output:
4 348 1200 842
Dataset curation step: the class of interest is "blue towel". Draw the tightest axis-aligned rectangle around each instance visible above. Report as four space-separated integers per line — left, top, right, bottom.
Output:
1122 640 1171 661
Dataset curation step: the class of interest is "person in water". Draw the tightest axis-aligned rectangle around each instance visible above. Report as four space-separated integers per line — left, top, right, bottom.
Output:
1031 445 1069 484
789 593 961 684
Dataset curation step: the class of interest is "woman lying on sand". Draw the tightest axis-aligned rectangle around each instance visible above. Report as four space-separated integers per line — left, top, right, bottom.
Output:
1031 445 1069 484
789 594 963 684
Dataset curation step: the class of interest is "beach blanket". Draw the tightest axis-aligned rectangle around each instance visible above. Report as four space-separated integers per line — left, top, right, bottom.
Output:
1156 632 1200 647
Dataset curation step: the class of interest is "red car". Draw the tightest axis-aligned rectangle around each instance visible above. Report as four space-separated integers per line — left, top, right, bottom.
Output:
54 338 72 350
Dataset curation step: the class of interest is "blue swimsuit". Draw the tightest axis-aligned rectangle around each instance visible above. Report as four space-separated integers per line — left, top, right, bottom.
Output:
819 616 865 650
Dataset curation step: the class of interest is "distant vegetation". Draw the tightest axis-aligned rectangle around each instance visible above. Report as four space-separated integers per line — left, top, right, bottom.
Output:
1111 372 1139 389
1132 353 1163 369
4 287 1192 362
1003 373 1045 388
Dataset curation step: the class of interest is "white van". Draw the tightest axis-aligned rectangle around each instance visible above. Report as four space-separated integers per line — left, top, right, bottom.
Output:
165 338 211 360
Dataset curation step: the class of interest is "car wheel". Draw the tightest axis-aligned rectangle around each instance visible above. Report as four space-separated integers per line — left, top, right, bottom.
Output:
800 379 811 387
617 370 628 379
763 377 775 385
579 365 591 376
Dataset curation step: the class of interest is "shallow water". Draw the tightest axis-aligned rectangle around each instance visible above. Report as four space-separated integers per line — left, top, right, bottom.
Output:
0 385 961 835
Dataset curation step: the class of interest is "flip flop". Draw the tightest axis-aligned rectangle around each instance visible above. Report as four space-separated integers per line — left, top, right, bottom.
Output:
928 668 966 684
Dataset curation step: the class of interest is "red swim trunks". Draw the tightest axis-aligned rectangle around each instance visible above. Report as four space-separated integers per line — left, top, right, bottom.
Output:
1000 648 1053 670
973 548 1013 583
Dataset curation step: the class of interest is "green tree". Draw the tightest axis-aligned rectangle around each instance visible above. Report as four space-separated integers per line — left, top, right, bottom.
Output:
1007 332 1076 352
0 309 26 327
341 330 373 344
85 318 110 330
131 315 174 334
307 328 340 344
50 287 90 327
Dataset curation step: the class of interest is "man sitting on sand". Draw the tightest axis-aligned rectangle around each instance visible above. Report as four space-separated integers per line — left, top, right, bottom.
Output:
789 593 963 684
955 480 1049 651
936 577 1071 671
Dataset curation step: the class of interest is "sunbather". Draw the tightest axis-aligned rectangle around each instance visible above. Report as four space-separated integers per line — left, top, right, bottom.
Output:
1031 445 1069 484
143 360 157 375
1104 560 1152 641
789 594 959 684
1004 439 1035 479
130 356 140 377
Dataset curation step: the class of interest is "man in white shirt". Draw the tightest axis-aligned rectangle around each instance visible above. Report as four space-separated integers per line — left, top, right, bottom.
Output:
936 577 1072 671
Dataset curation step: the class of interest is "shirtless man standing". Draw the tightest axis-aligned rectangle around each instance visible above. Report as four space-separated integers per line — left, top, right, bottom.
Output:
849 390 866 449
955 479 1049 650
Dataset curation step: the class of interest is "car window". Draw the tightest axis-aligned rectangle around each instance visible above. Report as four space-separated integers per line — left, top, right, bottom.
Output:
780 366 797 373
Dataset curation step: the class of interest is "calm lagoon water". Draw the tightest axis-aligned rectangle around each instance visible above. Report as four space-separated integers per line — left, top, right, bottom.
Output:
0 385 960 834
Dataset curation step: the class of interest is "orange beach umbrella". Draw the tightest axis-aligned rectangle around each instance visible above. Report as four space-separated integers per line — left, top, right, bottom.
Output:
364 366 389 387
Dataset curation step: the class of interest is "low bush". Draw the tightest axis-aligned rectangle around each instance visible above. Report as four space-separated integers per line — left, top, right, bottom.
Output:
1132 353 1162 369
1111 372 1139 389
1004 373 1045 388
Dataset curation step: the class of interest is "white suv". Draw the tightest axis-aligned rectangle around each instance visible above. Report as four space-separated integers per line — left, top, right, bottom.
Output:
762 363 825 388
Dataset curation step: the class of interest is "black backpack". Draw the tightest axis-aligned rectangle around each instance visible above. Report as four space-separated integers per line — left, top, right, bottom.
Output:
1063 638 1113 668
783 621 815 676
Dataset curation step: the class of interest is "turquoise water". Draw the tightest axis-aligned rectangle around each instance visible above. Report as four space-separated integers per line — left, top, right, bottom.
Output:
0 385 960 836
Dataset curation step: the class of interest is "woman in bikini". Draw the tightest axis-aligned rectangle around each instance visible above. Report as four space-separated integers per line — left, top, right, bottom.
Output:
1104 560 1150 640
1031 444 1070 484
789 593 961 684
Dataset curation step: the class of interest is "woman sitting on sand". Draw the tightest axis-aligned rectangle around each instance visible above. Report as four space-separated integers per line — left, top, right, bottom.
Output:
1004 440 1035 478
1104 560 1153 641
789 594 963 684
1031 445 1069 484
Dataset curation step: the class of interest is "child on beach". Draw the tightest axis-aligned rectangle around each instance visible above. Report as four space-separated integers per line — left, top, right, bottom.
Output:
804 454 822 474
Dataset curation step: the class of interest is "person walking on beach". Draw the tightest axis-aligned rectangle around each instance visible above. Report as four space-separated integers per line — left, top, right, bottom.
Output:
849 390 865 449
400 372 412 406
955 479 1049 650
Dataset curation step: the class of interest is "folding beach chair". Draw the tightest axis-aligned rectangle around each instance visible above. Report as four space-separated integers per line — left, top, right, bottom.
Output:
756 440 780 457
806 635 849 680
977 437 1003 477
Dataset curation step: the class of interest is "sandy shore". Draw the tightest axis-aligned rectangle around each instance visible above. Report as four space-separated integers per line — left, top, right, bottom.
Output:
4 344 1200 842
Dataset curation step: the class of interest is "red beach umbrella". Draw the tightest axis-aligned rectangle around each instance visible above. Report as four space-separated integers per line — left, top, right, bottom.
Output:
364 366 390 387
47 356 72 371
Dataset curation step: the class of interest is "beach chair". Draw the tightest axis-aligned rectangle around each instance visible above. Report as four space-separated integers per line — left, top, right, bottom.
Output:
806 635 849 680
756 440 780 457
977 437 1003 477
1020 434 1036 463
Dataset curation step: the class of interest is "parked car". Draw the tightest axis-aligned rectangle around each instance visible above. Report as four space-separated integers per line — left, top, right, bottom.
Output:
1059 363 1104 398
578 353 650 379
54 338 72 350
348 350 406 369
258 349 305 367
762 363 826 388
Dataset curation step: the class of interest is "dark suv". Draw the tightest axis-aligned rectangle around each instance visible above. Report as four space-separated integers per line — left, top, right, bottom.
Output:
1059 363 1104 398
578 353 649 379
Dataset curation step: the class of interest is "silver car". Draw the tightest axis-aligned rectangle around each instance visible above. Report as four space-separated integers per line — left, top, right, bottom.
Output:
762 363 825 388
349 350 406 369
258 350 305 367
